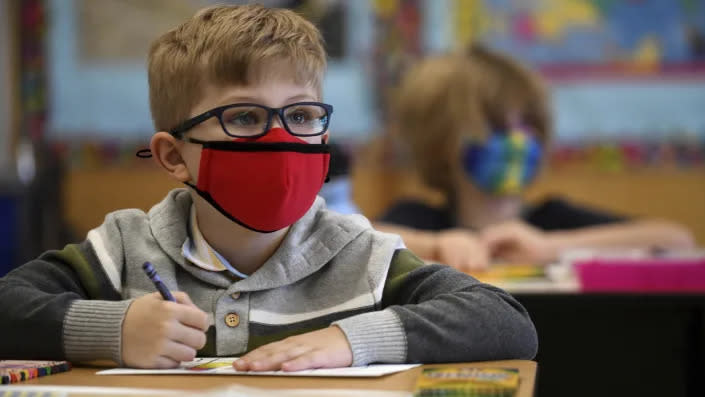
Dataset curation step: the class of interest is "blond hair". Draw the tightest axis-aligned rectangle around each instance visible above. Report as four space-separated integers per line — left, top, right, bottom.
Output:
393 45 551 195
148 4 326 132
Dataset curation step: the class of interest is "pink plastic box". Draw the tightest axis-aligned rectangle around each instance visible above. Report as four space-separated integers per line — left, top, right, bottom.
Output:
575 258 705 292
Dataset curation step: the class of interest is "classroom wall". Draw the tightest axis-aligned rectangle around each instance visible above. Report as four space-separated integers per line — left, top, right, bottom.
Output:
44 1 705 145
63 164 179 236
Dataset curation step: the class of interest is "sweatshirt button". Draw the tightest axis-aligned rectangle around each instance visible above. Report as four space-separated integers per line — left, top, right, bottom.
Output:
225 313 240 328
230 292 241 300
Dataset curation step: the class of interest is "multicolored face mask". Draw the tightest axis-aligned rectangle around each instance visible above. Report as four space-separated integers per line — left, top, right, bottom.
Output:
184 127 330 233
460 126 542 195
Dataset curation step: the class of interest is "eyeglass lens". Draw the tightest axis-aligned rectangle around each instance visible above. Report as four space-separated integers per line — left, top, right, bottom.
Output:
220 104 328 137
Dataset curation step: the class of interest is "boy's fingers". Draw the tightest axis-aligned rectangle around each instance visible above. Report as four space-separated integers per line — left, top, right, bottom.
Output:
240 345 267 360
250 345 314 371
153 356 180 369
233 358 250 371
163 341 198 363
234 348 267 370
281 349 328 372
170 323 207 350
175 305 209 331
248 359 279 371
234 339 309 371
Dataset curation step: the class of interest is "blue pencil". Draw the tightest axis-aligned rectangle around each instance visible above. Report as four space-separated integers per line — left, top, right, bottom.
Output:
142 261 176 302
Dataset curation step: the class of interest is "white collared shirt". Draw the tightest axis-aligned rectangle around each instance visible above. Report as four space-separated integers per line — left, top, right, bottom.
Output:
181 205 249 279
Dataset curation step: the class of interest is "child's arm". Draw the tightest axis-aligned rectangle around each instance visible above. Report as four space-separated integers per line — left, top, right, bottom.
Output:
374 222 490 271
482 219 696 264
0 249 208 367
373 223 437 258
334 249 537 365
0 212 209 367
0 241 126 360
546 219 695 251
0 212 137 363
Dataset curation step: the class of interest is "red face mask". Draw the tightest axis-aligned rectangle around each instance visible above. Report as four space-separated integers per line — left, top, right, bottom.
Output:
184 128 330 233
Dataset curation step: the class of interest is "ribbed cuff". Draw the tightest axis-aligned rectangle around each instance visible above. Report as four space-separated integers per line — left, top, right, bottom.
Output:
63 300 132 365
332 309 407 366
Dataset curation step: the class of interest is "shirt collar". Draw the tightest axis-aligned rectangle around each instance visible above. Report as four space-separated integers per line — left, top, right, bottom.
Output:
182 204 249 278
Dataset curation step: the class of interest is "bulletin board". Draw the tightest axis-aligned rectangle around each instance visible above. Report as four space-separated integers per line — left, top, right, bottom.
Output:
451 0 705 149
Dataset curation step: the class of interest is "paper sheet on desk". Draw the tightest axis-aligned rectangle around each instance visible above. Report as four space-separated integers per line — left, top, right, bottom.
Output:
97 357 420 377
0 385 411 397
188 385 410 397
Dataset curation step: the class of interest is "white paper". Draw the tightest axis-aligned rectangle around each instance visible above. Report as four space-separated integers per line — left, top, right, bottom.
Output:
97 357 420 377
0 385 180 396
0 385 412 397
183 385 411 397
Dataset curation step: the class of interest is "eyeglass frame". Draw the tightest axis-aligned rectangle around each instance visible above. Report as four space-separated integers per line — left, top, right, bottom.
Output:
168 101 334 139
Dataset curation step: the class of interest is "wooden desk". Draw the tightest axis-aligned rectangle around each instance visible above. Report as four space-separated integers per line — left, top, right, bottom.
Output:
23 360 536 396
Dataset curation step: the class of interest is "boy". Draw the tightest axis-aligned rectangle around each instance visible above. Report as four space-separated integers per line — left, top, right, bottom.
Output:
0 5 537 370
376 46 694 271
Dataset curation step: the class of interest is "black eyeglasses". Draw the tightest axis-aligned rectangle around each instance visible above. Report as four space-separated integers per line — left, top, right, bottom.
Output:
169 102 334 139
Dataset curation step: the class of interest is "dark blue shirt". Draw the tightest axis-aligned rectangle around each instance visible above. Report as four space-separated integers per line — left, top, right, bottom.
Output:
379 197 626 231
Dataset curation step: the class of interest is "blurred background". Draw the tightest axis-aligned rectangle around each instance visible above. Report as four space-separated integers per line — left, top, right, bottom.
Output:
1 1 705 395
1 0 704 268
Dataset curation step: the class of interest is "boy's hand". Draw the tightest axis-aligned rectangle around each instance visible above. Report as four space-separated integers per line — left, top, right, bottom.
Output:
122 292 209 368
233 326 353 372
481 221 556 265
433 229 490 272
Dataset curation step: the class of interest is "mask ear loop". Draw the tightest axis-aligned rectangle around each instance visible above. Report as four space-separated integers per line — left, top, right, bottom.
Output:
136 147 198 187
135 149 152 158
136 130 186 158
